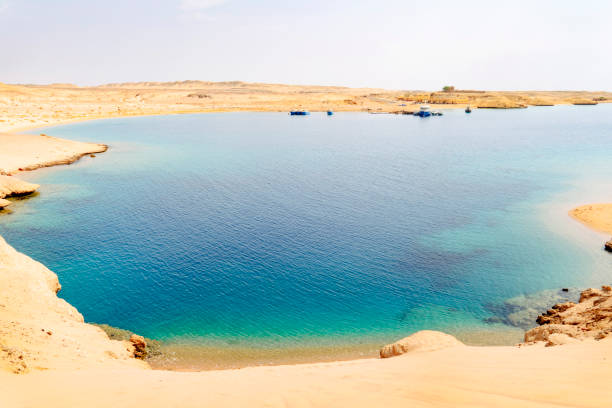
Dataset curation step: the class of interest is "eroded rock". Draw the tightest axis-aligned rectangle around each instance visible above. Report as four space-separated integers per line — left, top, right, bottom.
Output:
0 175 39 199
524 286 612 346
380 330 464 358
129 334 147 359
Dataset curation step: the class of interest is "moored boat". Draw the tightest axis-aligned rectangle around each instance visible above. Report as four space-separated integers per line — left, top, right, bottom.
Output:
290 111 310 116
415 105 432 117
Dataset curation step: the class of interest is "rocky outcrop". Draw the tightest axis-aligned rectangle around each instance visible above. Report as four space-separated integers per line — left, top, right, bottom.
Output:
0 235 149 373
524 286 612 346
484 288 581 329
604 239 612 252
130 335 148 359
0 175 39 209
0 133 108 175
380 330 464 358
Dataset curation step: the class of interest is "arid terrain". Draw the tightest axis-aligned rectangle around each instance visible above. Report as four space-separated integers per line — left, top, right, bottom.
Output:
2 84 612 407
1 81 611 132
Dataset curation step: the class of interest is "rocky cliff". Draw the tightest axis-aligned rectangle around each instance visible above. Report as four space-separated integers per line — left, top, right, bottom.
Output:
0 235 148 373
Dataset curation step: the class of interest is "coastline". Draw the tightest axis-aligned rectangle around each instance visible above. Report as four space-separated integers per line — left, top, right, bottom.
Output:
2 81 611 134
0 132 108 175
1 111 612 406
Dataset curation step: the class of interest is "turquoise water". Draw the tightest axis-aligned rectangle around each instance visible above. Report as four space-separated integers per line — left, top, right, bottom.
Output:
2 107 612 368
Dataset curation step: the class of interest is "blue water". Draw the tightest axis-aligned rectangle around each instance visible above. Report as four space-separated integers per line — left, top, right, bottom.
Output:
2 107 612 367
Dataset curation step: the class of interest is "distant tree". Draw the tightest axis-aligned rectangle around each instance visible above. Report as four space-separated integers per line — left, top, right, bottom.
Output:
442 86 455 92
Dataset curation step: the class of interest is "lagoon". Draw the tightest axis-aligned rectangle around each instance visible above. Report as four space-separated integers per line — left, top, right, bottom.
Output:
2 107 612 368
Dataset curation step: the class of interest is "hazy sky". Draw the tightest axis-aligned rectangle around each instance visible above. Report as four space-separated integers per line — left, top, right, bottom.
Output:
1 0 611 90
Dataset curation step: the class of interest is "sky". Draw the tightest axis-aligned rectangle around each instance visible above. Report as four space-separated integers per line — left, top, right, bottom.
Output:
1 0 611 90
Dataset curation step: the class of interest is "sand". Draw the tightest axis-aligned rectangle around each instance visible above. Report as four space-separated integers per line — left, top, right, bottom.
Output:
1 81 611 133
1 338 611 407
569 204 612 235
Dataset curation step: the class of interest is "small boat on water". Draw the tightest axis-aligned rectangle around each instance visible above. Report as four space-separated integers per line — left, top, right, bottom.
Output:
465 105 472 113
290 111 310 116
432 111 443 116
327 111 333 116
415 105 432 117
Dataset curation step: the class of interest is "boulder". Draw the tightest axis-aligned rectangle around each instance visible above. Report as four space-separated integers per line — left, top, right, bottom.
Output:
379 330 463 359
605 239 612 252
129 334 147 359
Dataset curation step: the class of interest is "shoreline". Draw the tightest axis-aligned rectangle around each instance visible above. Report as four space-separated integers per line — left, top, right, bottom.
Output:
4 101 609 135
2 81 611 133
2 110 612 406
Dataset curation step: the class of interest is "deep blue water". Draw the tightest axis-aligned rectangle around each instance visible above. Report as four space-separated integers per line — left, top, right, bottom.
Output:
2 107 612 366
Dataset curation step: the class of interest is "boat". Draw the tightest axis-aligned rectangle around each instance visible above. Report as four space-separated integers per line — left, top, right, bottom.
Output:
290 111 310 116
327 111 333 116
432 111 443 116
415 105 431 117
465 105 472 113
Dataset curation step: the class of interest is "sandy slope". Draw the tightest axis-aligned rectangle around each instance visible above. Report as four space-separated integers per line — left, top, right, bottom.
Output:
1 339 611 408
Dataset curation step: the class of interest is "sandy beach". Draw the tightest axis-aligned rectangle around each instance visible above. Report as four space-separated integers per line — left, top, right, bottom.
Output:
570 204 612 235
1 91 612 407
2 338 611 408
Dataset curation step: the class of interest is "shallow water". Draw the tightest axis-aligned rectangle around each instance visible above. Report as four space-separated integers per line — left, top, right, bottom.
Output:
2 106 612 369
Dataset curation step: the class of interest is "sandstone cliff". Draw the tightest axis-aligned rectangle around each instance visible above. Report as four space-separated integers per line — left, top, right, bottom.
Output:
0 235 148 373
0 175 39 209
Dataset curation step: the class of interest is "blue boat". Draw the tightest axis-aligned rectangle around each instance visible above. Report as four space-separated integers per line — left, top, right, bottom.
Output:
415 105 431 117
327 111 333 116
290 111 310 116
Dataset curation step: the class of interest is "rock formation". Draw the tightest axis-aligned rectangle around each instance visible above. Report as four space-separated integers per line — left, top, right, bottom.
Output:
0 175 39 208
379 330 464 358
130 334 148 359
524 286 612 346
0 235 148 373
484 288 581 329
